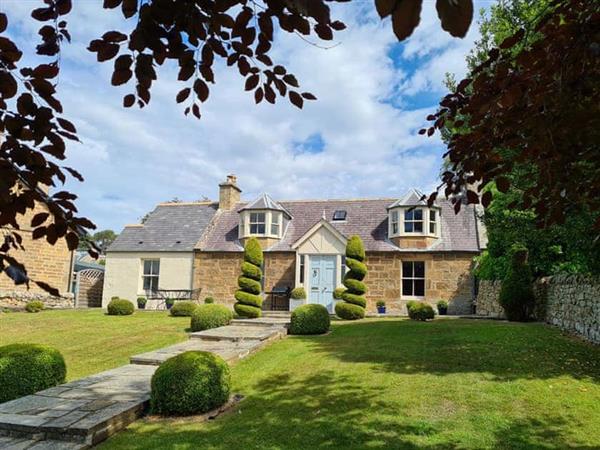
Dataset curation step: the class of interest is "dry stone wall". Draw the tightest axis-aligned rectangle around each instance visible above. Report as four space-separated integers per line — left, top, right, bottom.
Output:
0 290 74 310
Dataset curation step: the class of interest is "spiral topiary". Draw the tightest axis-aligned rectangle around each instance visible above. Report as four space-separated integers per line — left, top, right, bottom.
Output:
335 235 367 320
234 237 263 318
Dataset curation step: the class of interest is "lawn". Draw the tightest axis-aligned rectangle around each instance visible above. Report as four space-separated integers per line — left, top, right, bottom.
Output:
0 309 189 380
98 318 600 450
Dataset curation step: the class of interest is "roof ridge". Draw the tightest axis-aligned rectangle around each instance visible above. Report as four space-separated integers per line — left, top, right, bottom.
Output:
279 197 398 203
157 201 217 206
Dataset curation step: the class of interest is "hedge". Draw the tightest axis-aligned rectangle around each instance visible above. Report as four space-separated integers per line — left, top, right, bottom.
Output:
107 298 134 315
333 287 345 300
25 300 45 313
407 302 435 321
335 302 365 320
243 237 263 267
170 301 199 317
190 304 233 331
241 262 262 281
234 237 263 318
0 344 66 403
204 297 215 304
341 292 367 308
151 351 230 416
290 287 306 300
233 303 262 318
237 276 261 295
290 304 330 335
499 244 535 321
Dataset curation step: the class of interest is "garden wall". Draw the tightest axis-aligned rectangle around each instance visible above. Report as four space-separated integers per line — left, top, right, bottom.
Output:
0 290 74 310
477 275 600 344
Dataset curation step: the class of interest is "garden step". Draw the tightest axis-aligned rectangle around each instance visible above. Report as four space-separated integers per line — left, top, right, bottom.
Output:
231 317 291 329
261 311 291 318
130 339 262 366
0 435 84 449
190 325 285 342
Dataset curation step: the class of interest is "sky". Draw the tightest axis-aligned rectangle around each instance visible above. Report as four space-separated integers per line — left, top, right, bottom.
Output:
2 1 490 232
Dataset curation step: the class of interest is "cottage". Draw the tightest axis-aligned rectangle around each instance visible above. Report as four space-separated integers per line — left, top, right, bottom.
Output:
103 175 486 314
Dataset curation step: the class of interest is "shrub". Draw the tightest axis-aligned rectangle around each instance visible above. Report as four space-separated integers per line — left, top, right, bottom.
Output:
234 238 263 317
290 304 330 335
0 344 66 403
191 304 233 331
335 301 365 320
376 300 386 308
336 236 367 320
290 287 306 300
25 300 45 313
137 297 147 307
406 300 418 312
204 297 215 304
499 244 535 321
170 301 199 317
111 296 119 300
437 300 448 309
333 287 345 300
107 298 134 315
407 302 435 321
151 351 230 416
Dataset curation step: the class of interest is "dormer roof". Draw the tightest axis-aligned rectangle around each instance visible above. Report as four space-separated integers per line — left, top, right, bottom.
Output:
238 193 293 218
387 189 438 209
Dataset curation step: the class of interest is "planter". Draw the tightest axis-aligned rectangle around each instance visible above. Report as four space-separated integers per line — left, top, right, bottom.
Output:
438 307 447 315
166 302 174 310
377 306 386 314
137 303 146 310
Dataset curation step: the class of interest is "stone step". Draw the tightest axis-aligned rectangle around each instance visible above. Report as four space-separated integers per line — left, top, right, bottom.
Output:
190 325 285 342
130 339 262 366
262 311 291 318
231 317 291 329
0 435 84 449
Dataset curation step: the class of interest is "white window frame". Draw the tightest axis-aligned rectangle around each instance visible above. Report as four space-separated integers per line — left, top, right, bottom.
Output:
389 207 440 238
240 210 283 238
249 212 266 235
404 208 424 233
429 209 437 235
401 260 425 299
142 259 160 292
390 210 399 235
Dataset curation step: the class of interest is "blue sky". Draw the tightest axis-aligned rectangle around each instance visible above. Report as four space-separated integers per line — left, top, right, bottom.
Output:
3 1 490 232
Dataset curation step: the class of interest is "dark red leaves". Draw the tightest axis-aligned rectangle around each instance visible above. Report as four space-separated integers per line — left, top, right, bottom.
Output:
123 94 135 107
301 92 316 100
35 281 60 297
176 88 191 103
122 0 138 18
499 28 524 49
193 79 209 102
245 74 259 91
496 177 510 193
57 118 76 133
435 0 473 38
0 13 7 33
289 91 303 109
31 213 49 228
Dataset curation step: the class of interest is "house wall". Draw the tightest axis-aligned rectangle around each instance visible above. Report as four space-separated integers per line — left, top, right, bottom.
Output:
102 252 194 307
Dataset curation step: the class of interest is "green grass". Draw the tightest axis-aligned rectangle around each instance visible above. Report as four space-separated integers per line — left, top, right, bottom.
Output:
100 318 600 449
0 309 189 380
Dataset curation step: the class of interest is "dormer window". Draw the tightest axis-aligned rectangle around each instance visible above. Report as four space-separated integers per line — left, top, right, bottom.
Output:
388 206 440 238
390 210 399 234
238 193 292 240
249 212 266 234
404 208 423 233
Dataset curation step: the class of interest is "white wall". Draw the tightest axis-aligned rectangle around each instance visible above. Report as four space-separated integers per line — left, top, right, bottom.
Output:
102 252 194 307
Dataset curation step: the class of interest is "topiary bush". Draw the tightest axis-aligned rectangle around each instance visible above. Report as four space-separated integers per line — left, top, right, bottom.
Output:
407 302 435 321
336 235 367 320
204 296 215 304
290 287 306 300
151 351 230 416
333 287 345 300
290 304 330 335
25 300 45 313
170 301 199 317
191 304 233 331
499 244 535 321
107 298 134 315
0 344 66 403
234 237 263 318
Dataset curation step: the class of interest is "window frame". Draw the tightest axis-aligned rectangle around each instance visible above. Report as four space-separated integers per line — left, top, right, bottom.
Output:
390 210 399 235
389 207 440 238
429 209 437 235
401 260 425 299
404 208 424 233
142 259 160 293
332 210 347 221
249 212 266 235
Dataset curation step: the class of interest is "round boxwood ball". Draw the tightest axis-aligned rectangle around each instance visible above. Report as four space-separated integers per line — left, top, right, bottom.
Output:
190 304 233 331
107 298 134 315
407 302 435 321
170 301 199 317
151 351 231 416
0 344 66 403
290 304 330 335
335 301 365 320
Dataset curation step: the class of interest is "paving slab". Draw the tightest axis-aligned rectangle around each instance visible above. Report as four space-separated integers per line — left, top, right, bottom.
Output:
190 325 285 342
231 317 291 329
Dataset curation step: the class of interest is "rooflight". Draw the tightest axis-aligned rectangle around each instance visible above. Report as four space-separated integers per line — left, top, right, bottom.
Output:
333 210 347 221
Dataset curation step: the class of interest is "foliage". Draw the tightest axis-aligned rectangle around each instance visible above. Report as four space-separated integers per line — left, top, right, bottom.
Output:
337 236 366 319
25 300 45 313
165 298 175 308
437 300 448 309
150 351 230 416
376 300 386 308
190 304 233 332
107 298 134 316
333 287 345 300
290 304 330 335
136 296 147 306
170 301 199 317
290 287 306 300
499 245 535 322
407 302 435 321
204 297 215 304
0 343 66 403
334 302 365 320
423 0 600 231
235 238 263 317
79 229 117 253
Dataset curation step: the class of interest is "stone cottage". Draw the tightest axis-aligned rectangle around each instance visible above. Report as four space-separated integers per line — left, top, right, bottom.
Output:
103 175 486 314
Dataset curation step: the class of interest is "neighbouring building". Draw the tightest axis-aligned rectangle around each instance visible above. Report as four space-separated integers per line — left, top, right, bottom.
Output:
103 175 486 314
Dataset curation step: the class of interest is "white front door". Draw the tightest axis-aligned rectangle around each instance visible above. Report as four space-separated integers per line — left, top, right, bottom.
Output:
309 255 336 313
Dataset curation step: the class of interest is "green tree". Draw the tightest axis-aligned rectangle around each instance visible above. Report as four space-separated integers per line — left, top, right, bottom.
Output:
335 235 367 320
499 245 535 322
79 230 118 254
234 238 263 318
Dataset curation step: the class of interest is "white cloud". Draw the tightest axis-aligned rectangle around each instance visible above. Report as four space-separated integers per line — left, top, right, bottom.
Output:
2 1 488 231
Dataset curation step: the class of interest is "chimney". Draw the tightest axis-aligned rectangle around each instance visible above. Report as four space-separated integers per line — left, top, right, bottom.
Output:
219 174 241 210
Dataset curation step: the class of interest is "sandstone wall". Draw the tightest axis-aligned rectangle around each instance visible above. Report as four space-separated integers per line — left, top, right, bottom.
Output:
476 275 600 344
0 291 74 310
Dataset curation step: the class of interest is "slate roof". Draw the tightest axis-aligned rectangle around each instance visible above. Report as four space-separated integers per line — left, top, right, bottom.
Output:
238 193 293 217
108 202 218 252
387 188 434 209
198 197 483 253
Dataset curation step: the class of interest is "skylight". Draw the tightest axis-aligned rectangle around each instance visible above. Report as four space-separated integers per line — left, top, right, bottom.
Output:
333 210 347 221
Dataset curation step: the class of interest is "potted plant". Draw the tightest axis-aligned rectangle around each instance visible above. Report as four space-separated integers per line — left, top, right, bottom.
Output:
137 297 147 310
437 300 448 316
165 298 175 310
289 287 306 311
376 300 386 314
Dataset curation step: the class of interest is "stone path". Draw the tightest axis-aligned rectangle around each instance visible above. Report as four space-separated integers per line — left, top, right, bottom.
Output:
0 317 289 449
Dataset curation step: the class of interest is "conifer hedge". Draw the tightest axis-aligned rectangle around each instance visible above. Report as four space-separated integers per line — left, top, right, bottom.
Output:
234 237 263 318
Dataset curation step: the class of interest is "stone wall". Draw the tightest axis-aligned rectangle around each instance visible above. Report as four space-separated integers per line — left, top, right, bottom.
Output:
0 290 74 310
477 275 600 344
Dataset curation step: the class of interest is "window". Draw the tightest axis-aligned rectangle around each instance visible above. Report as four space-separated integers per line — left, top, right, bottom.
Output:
142 259 160 292
402 261 425 297
390 210 399 235
429 210 437 234
271 213 280 235
299 255 305 284
333 210 347 221
404 208 423 233
249 212 266 234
